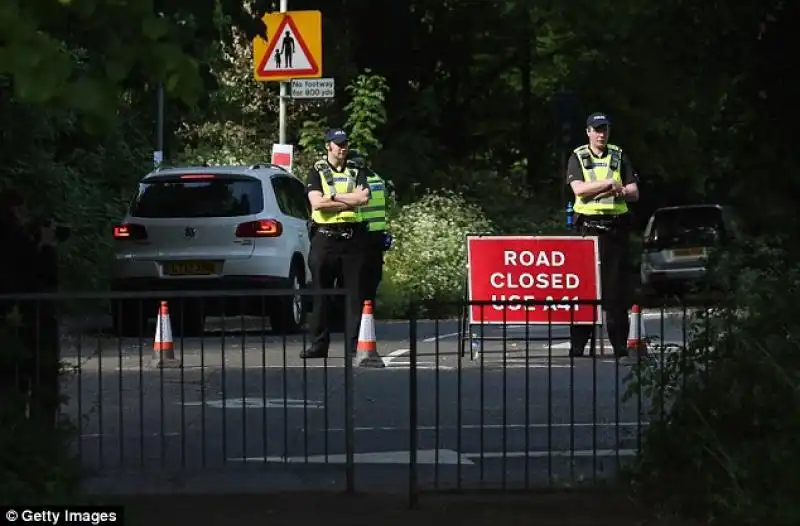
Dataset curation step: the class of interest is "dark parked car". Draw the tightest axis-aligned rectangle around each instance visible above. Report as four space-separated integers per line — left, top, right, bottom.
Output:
640 204 740 293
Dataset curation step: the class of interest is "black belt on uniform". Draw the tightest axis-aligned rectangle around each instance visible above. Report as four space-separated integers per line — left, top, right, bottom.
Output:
314 222 365 239
576 213 629 232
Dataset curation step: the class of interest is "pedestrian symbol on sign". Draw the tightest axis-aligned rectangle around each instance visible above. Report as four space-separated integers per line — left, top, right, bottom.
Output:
280 30 295 68
256 14 319 77
252 10 322 82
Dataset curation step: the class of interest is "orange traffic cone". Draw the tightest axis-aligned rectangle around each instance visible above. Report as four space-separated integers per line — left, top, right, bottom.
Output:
354 300 385 368
626 304 647 358
152 301 180 367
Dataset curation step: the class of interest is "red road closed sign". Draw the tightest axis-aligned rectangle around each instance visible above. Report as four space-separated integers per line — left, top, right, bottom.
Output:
466 235 601 325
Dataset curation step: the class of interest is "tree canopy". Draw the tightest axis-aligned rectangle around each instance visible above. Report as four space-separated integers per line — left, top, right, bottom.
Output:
0 0 795 276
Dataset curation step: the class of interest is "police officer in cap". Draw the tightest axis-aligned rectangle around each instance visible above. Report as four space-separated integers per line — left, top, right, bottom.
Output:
348 150 392 304
302 128 371 359
566 112 640 358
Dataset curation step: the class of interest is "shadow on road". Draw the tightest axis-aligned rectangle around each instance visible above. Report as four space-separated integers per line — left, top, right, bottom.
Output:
91 490 694 526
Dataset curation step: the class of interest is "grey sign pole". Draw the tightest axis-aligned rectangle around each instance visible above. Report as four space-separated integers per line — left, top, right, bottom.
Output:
155 82 164 168
154 10 166 168
278 0 288 144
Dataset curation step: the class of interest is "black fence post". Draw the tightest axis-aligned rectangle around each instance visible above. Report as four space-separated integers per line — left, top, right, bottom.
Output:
408 304 418 509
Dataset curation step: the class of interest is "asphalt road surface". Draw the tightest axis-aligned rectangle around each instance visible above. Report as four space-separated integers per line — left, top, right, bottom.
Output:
59 308 698 494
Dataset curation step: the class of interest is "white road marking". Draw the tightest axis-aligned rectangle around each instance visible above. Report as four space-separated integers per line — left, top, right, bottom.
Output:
384 361 455 370
80 422 648 439
479 358 573 368
236 363 456 370
463 310 689 330
228 449 474 465
642 310 695 320
182 398 325 409
228 448 639 464
423 332 460 343
112 364 350 371
382 348 410 365
100 362 450 371
80 432 180 439
464 448 638 459
67 360 658 380
539 341 686 351
326 422 647 433
547 342 596 350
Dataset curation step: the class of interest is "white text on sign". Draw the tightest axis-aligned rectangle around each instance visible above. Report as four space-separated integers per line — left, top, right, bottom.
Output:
291 78 335 99
490 250 580 311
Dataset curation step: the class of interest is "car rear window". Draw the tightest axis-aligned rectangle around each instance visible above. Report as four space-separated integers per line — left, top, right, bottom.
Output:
129 175 264 218
649 207 727 247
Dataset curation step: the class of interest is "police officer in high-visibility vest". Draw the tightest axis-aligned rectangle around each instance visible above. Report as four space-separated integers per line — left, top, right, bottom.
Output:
348 150 392 302
301 129 371 359
566 112 640 358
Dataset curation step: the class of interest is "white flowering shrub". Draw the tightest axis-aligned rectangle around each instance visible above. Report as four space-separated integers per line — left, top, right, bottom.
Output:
441 166 564 235
377 190 494 317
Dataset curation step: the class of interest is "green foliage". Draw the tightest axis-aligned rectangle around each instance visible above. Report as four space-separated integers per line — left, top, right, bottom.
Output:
343 70 389 157
433 166 564 235
374 166 564 318
0 324 81 505
377 191 494 318
176 120 274 166
295 115 329 180
0 0 208 127
623 236 800 525
295 71 390 180
0 95 151 292
0 401 81 505
174 25 279 167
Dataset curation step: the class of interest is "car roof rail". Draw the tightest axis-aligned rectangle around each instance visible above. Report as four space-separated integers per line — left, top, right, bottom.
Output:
151 164 178 174
248 163 289 173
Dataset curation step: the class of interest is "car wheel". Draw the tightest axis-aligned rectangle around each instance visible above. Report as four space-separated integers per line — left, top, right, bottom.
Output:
270 264 305 334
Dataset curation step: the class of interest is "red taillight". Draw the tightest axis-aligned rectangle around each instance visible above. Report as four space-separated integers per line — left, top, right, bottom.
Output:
180 174 216 180
235 219 282 238
113 223 148 240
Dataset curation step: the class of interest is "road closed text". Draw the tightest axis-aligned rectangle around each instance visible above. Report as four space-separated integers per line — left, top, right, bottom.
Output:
488 250 580 310
467 237 601 325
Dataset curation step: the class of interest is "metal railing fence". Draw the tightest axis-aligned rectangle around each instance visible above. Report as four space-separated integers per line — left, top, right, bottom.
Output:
0 291 715 499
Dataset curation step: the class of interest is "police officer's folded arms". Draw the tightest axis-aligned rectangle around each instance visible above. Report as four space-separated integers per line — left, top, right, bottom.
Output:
302 128 372 360
566 112 640 358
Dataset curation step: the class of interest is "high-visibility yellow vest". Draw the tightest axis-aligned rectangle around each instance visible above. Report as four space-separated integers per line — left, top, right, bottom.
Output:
358 173 387 232
310 160 360 224
572 143 629 216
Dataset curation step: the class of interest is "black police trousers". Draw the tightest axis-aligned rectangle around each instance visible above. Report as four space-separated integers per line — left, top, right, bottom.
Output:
363 230 386 302
307 224 368 355
570 216 631 356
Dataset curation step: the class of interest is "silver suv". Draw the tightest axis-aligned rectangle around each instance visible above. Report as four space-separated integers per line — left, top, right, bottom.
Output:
109 164 311 336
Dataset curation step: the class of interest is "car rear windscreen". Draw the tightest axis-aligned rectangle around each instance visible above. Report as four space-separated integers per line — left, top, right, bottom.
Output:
129 175 264 218
650 207 726 247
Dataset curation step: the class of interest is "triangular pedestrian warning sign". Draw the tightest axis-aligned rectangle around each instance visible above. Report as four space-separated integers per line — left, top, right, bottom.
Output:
256 15 320 78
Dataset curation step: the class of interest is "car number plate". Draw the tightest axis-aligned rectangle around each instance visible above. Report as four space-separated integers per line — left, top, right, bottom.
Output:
672 247 704 257
164 261 220 276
